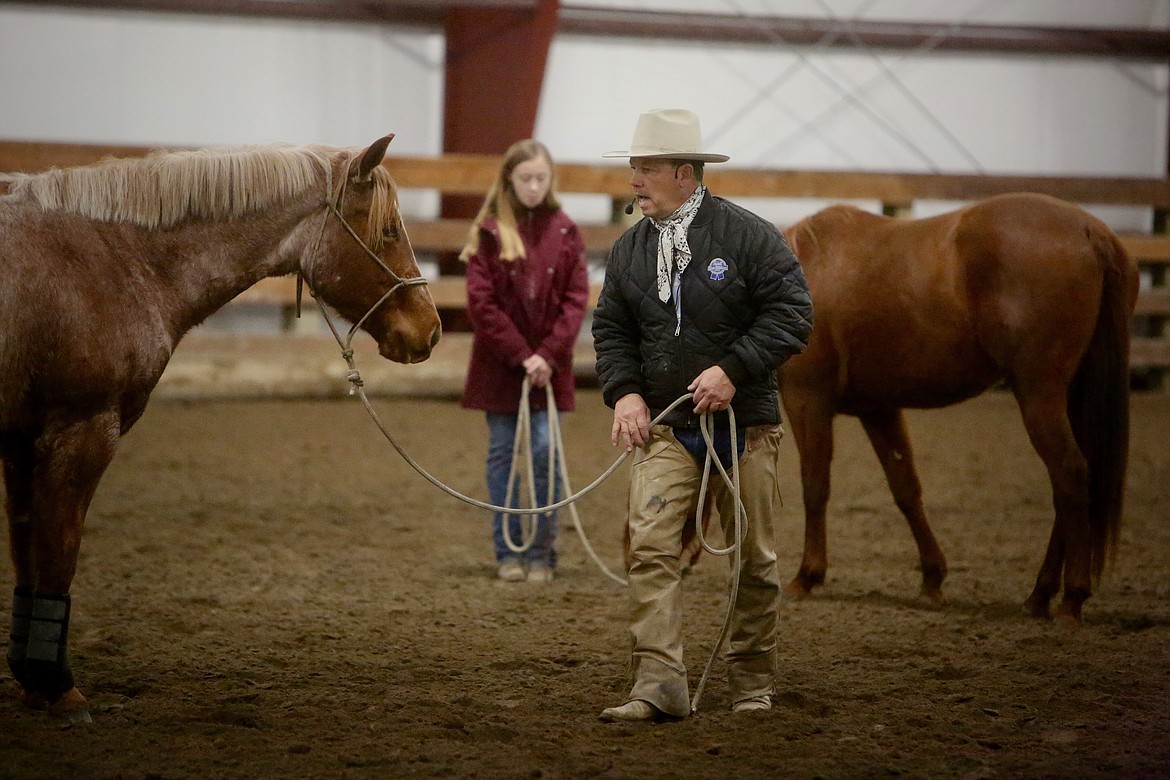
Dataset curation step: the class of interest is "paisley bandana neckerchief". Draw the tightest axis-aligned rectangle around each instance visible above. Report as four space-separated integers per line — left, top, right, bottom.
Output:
653 184 706 304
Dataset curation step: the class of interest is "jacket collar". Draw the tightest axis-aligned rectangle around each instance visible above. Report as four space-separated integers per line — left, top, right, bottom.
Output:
689 188 716 227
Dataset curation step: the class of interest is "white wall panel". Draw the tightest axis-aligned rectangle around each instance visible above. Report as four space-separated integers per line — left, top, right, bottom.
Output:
0 6 444 152
537 40 1167 176
1 1 1168 231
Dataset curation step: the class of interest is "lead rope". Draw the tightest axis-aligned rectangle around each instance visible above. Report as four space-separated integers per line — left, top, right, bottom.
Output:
339 353 744 715
325 345 692 516
302 161 747 711
501 380 629 585
689 410 746 714
493 377 746 712
499 379 544 555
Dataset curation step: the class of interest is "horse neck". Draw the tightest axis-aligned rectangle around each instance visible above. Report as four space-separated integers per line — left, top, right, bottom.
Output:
158 195 325 331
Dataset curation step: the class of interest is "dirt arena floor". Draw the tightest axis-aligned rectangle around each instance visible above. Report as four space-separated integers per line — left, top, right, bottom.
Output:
2 385 1169 779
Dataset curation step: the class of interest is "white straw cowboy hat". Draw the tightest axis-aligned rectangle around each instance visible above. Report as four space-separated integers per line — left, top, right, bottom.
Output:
602 108 730 163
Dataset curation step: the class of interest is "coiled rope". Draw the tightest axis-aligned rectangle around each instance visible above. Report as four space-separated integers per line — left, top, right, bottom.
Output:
499 380 629 585
499 379 745 712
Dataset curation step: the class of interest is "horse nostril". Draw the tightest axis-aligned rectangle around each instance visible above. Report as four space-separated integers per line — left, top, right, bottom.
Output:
430 324 442 348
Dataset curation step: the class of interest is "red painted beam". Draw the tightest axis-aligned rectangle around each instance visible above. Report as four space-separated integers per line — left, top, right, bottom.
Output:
437 0 558 272
442 0 556 156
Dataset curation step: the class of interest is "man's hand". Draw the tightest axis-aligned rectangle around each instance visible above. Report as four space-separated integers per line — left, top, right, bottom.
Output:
688 365 735 414
612 393 651 451
522 354 553 388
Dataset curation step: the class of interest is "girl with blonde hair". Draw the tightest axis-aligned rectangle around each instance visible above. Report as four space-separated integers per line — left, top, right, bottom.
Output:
460 139 589 583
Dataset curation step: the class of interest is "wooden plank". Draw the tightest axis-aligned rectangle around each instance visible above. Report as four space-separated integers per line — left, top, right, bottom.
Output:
230 276 299 305
237 270 1164 327
1130 336 1170 369
406 218 625 254
1135 289 1170 317
579 223 627 253
1120 234 1170 262
5 140 1170 208
699 169 1170 207
382 154 629 197
387 154 1170 206
231 274 602 309
426 276 467 309
159 329 600 400
406 219 471 252
0 140 160 172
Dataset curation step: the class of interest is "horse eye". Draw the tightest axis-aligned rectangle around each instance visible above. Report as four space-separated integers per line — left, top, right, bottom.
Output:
382 224 399 241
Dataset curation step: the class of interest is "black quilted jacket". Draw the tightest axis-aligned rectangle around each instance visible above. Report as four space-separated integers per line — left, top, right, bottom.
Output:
592 190 813 428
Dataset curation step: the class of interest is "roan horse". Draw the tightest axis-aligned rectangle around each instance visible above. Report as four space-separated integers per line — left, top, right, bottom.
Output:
777 192 1138 623
0 135 441 722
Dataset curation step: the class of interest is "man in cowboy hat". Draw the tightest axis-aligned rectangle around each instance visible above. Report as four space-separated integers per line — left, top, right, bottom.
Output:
593 108 812 722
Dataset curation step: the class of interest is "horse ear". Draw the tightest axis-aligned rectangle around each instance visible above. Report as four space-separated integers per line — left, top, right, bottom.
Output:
354 134 395 181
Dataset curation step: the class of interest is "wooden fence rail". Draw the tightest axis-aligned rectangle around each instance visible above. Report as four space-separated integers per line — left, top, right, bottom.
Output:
3 140 1170 387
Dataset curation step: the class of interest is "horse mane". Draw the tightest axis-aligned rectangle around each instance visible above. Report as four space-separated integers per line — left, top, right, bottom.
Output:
363 164 399 251
4 144 337 231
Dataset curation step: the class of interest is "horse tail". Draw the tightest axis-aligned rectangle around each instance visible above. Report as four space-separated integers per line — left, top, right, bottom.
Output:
1069 224 1136 583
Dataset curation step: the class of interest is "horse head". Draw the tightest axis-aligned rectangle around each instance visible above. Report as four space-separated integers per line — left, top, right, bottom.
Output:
307 134 441 364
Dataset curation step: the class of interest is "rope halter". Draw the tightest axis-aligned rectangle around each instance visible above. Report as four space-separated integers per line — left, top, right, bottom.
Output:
298 153 430 370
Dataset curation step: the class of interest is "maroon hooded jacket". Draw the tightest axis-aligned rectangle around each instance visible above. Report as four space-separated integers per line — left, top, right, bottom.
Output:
460 207 589 413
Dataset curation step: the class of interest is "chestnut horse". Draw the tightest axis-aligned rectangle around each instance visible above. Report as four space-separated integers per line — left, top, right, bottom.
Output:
1 135 441 721
778 193 1138 623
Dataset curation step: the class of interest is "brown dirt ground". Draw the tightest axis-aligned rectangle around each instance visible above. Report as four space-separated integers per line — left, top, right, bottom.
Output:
2 388 1169 779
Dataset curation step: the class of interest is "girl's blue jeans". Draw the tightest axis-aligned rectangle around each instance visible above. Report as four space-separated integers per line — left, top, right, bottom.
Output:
486 411 559 568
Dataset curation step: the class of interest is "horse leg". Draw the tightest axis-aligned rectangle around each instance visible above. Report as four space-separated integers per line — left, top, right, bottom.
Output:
679 487 715 573
1014 391 1090 623
3 438 43 707
857 409 948 604
21 409 121 721
781 396 835 598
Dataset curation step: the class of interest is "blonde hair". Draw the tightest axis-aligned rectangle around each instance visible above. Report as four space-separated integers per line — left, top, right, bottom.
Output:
459 139 560 263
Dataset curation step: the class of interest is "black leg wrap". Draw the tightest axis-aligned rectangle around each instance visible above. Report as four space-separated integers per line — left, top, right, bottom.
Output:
24 593 75 698
7 587 33 688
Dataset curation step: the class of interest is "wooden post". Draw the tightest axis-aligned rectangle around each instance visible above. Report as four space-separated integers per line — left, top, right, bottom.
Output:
1146 208 1170 391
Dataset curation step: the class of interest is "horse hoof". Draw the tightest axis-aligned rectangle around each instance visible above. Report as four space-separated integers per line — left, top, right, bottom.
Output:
782 579 812 600
1053 601 1083 628
48 688 92 725
20 690 49 710
916 587 946 608
1023 594 1052 620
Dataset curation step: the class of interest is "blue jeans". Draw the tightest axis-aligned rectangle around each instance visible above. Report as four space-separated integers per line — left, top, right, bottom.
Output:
672 418 746 472
486 412 559 568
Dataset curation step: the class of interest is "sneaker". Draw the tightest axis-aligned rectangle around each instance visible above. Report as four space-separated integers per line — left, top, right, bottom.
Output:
527 564 554 583
497 560 526 582
731 694 772 713
599 699 658 723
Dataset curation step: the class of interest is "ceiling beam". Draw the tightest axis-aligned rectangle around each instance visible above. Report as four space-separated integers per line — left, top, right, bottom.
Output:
557 7 1170 62
5 1 1169 60
0 0 536 27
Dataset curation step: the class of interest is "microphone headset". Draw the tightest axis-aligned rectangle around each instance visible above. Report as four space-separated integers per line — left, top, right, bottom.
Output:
624 197 636 216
